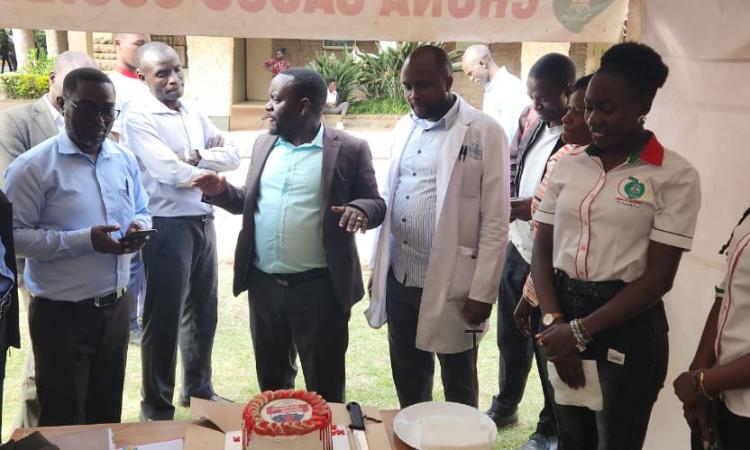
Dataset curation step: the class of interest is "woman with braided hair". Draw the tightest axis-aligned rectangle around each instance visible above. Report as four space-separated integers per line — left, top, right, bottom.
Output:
531 42 702 449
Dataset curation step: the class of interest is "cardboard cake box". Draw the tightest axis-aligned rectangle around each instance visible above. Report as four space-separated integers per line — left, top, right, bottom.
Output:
11 399 393 450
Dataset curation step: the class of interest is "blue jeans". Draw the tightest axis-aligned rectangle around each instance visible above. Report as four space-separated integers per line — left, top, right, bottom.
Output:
550 273 669 450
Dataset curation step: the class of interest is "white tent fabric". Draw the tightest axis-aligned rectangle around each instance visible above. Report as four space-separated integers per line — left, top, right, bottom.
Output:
642 1 750 448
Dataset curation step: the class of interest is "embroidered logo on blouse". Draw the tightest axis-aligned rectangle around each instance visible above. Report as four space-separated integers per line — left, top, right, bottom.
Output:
615 176 647 207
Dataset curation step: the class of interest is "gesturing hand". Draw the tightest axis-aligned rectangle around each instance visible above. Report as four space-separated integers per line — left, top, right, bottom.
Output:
193 173 228 197
463 298 492 326
331 205 368 234
91 225 125 255
121 222 148 253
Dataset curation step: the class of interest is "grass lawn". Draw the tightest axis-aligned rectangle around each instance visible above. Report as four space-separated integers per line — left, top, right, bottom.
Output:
1 261 544 449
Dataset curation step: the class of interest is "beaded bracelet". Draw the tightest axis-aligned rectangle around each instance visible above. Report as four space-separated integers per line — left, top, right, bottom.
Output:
570 319 592 353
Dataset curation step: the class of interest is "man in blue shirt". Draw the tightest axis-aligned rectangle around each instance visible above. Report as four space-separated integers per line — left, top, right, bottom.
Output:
194 69 385 403
4 68 151 426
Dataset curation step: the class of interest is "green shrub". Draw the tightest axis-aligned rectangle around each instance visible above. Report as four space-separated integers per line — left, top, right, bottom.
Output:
308 48 361 104
355 42 463 103
0 73 48 99
0 49 53 99
349 97 410 115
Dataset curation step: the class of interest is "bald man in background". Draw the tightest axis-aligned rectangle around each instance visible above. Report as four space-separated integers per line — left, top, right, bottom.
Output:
0 50 97 428
109 32 150 141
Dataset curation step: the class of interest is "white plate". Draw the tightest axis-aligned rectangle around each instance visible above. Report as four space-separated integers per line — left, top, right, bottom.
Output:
393 401 497 449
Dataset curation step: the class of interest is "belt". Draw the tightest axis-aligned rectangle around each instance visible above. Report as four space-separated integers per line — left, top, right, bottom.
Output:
266 268 329 288
555 271 625 299
34 288 127 308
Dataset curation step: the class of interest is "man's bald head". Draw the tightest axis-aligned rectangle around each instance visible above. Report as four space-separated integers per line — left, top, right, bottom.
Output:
136 42 185 108
48 51 97 108
461 44 496 86
112 33 150 71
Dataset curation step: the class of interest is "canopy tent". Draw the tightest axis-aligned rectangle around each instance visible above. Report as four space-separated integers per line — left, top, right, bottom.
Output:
3 0 750 448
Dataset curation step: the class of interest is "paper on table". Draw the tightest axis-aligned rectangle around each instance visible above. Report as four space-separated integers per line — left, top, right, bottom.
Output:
331 424 350 450
546 360 603 411
419 417 493 450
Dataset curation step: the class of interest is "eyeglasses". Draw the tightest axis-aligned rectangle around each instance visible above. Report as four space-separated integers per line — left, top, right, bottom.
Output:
66 99 121 121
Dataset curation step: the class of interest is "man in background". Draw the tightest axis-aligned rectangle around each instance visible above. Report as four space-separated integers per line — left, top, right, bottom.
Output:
122 42 240 420
109 32 151 346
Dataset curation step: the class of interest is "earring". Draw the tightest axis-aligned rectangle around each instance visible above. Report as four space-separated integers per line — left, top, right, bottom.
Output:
638 115 646 125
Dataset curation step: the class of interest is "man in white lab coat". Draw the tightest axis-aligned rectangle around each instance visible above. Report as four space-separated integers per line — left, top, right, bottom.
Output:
367 45 510 408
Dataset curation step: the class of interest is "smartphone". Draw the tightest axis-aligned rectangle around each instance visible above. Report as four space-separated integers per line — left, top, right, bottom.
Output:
119 229 157 242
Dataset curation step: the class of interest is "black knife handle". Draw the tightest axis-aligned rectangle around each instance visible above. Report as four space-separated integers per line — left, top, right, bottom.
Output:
346 401 366 430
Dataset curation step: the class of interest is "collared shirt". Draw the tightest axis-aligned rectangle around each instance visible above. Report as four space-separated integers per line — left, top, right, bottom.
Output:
535 134 701 282
121 93 240 217
109 70 148 135
715 216 750 417
483 66 530 143
509 123 562 263
522 143 577 306
43 95 64 132
391 97 460 288
4 132 151 301
254 125 327 274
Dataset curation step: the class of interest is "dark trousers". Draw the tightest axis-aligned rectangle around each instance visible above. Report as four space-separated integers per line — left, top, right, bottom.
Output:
690 401 750 450
247 268 349 403
0 316 8 436
552 274 668 450
491 243 556 436
141 216 218 420
29 294 130 426
386 270 477 408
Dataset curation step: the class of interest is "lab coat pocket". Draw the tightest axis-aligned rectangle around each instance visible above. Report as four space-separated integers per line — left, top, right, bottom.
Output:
460 161 481 198
448 246 478 301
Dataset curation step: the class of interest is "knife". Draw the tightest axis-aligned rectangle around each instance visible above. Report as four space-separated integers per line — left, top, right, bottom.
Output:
346 401 369 450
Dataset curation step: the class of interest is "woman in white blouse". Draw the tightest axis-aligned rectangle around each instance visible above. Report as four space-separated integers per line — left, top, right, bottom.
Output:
531 42 702 449
675 208 750 450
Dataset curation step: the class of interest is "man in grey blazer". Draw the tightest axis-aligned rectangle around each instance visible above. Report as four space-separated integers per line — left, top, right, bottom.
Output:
0 50 95 428
194 68 385 403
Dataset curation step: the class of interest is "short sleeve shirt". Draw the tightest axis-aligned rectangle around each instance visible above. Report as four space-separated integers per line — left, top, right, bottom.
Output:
715 216 750 417
534 134 701 282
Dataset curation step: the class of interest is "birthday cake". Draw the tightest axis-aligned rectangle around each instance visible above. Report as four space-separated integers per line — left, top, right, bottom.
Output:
242 389 333 449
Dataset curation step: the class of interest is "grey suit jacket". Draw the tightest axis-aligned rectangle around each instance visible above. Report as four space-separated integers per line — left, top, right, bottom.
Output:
0 97 58 183
207 126 386 312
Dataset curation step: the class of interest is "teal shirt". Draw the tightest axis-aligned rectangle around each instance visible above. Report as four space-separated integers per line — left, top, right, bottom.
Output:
254 126 327 274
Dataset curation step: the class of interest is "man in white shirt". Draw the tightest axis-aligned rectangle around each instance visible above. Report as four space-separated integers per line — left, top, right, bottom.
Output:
109 32 151 346
486 53 576 450
0 50 96 429
109 33 150 140
121 42 240 420
322 79 349 129
461 44 529 144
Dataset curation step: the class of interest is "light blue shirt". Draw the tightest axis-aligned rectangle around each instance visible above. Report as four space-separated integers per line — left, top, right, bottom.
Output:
391 98 460 287
254 126 327 274
3 132 152 301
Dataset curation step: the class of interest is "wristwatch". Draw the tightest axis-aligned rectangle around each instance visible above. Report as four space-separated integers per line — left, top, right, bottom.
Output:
542 312 564 327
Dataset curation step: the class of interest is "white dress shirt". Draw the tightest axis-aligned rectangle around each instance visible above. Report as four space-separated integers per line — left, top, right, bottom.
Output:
109 70 148 135
121 93 241 217
4 132 151 301
483 66 530 142
509 124 562 263
535 135 701 282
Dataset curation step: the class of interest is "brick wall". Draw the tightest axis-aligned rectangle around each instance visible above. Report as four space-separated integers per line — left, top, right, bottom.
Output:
489 43 523 78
